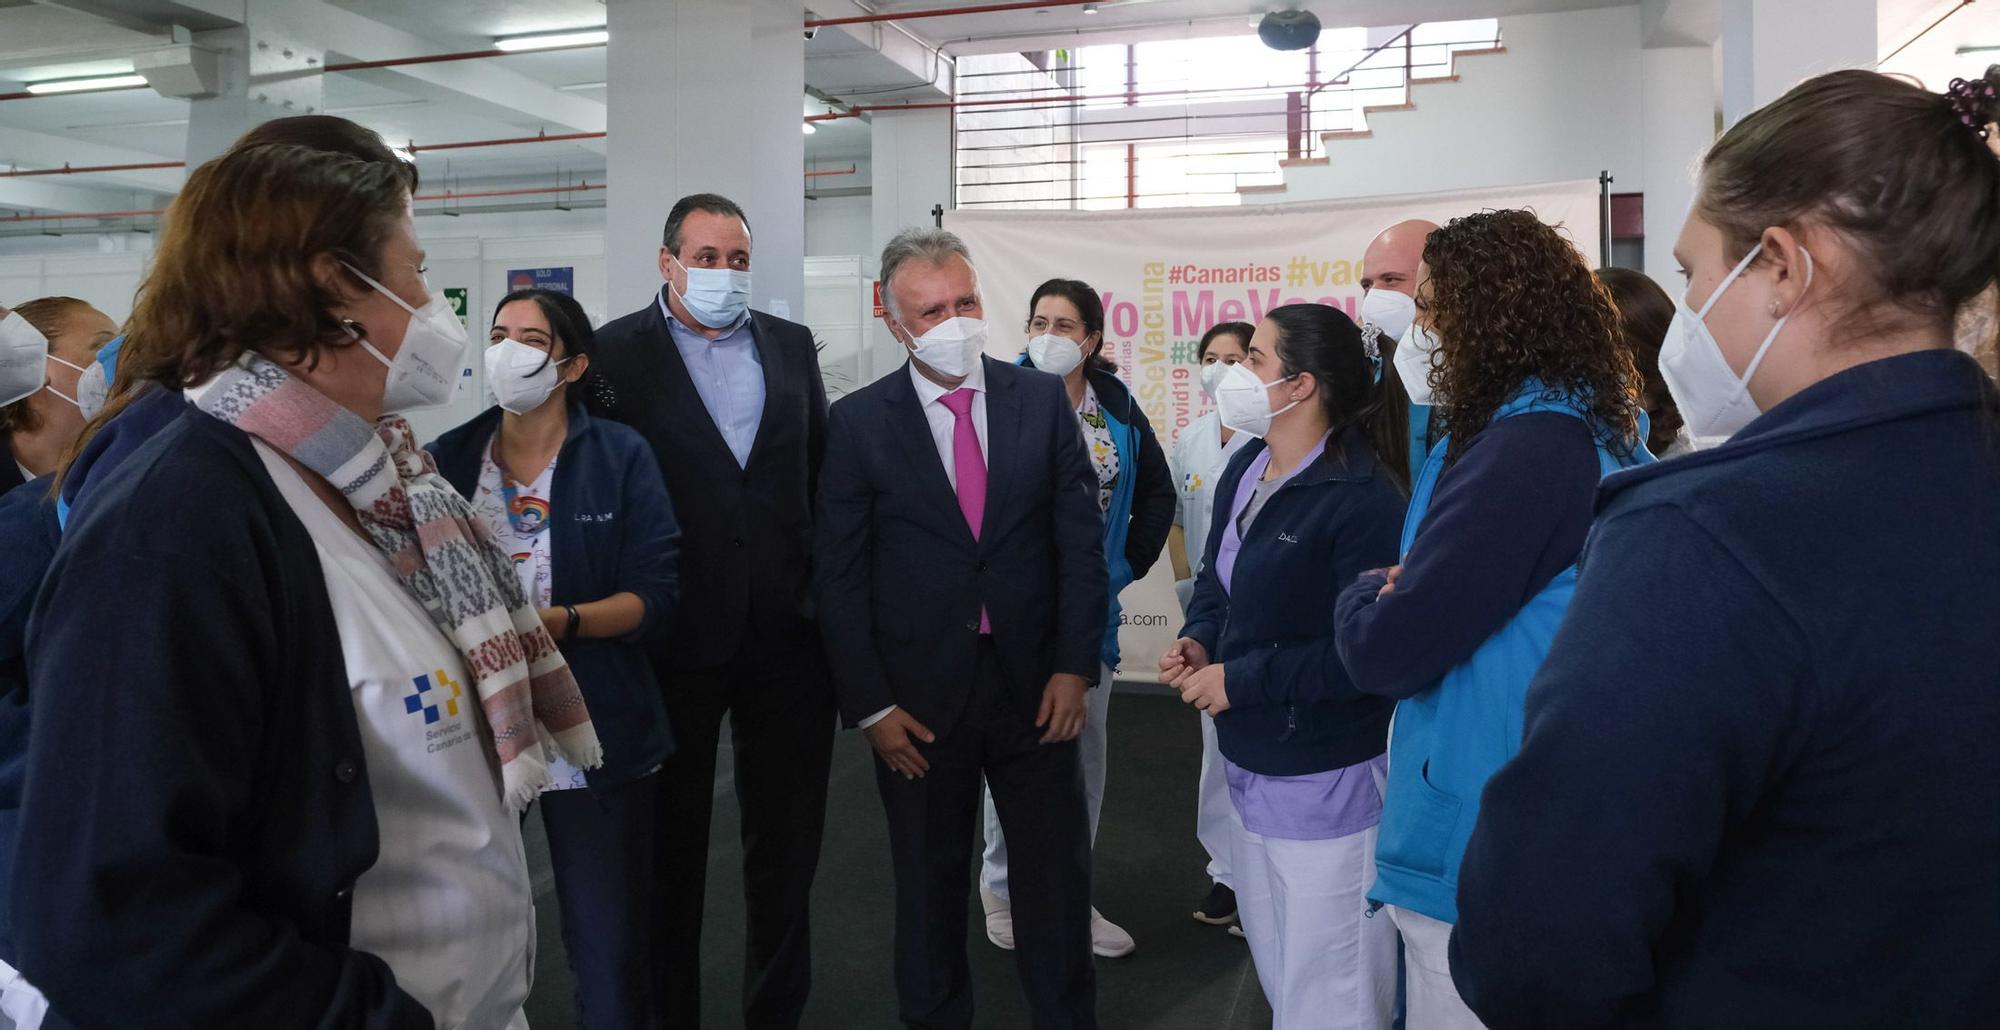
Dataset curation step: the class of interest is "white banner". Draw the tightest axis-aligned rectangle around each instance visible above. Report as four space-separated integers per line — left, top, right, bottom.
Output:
945 180 1602 676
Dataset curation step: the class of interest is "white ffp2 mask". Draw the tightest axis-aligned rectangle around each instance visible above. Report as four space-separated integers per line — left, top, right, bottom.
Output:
44 352 108 419
1213 361 1299 438
903 316 987 379
1392 324 1441 407
0 311 49 408
1360 288 1418 344
1027 333 1085 377
343 263 469 413
484 338 571 415
1658 243 1814 447
1198 360 1230 401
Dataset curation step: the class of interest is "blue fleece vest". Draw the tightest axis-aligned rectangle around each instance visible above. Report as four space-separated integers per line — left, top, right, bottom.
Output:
1369 386 1651 923
1016 358 1140 672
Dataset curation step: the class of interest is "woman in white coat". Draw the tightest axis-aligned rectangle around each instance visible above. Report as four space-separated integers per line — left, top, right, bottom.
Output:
1168 320 1254 929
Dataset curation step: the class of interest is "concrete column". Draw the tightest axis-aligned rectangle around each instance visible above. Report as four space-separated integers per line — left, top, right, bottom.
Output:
1721 0 1875 125
605 0 806 320
869 107 952 260
184 1 325 168
1640 46 1715 289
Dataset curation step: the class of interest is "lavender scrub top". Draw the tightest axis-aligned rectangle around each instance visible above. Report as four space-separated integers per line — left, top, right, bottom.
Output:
1216 432 1387 842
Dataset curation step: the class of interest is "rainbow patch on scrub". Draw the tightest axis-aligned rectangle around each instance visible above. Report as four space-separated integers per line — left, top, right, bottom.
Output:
509 495 550 531
511 551 533 567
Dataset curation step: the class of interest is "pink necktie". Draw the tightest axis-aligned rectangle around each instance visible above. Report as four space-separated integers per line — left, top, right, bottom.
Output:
938 387 990 633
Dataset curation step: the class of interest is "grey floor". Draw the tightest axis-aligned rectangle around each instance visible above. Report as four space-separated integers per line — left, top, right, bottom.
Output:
520 688 1275 1029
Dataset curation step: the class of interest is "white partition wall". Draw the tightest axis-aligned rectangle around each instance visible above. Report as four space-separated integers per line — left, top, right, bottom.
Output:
803 254 890 399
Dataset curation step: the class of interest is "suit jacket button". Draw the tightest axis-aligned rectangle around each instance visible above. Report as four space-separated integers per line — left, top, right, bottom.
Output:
977 561 989 573
333 759 357 784
334 885 353 903
733 537 745 548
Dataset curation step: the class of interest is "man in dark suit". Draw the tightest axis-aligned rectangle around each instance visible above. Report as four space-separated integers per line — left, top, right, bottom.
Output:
588 193 831 1028
815 227 1107 1029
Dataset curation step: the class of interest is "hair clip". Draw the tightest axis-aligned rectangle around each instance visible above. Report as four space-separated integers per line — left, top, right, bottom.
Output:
1359 323 1385 380
1946 77 1995 140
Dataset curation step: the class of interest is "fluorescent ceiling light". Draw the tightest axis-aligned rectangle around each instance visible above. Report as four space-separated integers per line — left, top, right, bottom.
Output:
802 122 818 134
391 147 415 162
25 74 148 95
493 29 609 52
1957 44 2000 55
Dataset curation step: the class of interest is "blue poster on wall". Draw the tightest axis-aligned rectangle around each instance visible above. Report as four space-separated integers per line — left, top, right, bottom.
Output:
506 266 574 295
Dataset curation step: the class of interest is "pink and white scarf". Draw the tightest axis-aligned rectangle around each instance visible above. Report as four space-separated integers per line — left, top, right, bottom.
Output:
194 353 601 810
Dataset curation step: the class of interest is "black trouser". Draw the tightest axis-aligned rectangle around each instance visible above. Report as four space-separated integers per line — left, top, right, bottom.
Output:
651 640 835 1029
874 640 1096 1030
541 774 661 1030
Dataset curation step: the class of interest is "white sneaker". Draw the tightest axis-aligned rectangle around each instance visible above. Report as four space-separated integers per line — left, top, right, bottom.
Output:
981 887 1015 950
1090 908 1136 958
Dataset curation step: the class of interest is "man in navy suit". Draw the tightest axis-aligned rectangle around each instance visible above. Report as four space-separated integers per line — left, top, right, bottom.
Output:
814 228 1107 1029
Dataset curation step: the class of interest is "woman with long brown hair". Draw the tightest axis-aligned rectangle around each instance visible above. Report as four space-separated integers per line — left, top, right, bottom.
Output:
1453 69 2000 1027
1596 266 1686 456
1334 208 1650 1028
10 142 597 1026
53 114 419 527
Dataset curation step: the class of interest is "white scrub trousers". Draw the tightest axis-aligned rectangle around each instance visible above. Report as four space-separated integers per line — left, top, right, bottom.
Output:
980 662 1113 900
1195 709 1239 888
1387 905 1489 1030
1234 823 1396 1030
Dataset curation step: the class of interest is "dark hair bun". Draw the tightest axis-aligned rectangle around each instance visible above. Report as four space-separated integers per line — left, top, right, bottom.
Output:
1946 69 1999 139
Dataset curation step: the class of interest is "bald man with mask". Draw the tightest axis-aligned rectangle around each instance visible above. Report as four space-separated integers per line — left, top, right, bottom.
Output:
1359 219 1438 485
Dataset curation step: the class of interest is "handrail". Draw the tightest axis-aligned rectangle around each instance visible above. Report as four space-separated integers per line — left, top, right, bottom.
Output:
950 20 1503 210
1306 26 1414 99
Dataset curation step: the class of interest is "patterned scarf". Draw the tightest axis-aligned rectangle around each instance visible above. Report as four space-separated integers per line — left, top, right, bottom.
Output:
193 353 601 811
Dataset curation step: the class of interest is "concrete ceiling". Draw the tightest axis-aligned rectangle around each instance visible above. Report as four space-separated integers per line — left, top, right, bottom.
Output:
0 0 1671 217
869 0 1634 54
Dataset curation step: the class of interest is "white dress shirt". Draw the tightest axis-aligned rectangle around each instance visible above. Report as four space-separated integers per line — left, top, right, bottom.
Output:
862 359 991 730
908 355 989 486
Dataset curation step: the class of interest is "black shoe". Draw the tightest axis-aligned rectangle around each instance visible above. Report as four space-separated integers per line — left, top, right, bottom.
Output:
1192 882 1237 925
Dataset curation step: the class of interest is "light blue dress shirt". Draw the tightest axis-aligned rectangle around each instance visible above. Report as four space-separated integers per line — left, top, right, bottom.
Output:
660 291 764 468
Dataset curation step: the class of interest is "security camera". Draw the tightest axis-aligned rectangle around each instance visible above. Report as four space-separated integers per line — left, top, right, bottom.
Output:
804 12 818 40
805 26 819 39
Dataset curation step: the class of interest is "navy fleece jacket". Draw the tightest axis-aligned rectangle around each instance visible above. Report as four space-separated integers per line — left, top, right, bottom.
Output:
1450 351 2000 1027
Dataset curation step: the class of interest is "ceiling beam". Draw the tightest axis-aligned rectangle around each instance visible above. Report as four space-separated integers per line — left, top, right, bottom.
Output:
0 126 185 194
0 177 154 216
280 0 607 134
28 0 245 35
1642 0 1720 47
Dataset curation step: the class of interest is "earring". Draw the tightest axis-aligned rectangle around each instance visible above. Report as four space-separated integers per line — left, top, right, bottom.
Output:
1769 302 1781 318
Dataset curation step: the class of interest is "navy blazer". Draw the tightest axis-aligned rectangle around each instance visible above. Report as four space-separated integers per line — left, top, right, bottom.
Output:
429 403 678 790
589 298 827 670
16 409 430 1027
815 358 1109 733
1179 430 1405 776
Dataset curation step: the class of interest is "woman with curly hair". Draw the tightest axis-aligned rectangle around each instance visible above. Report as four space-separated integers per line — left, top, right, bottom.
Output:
1333 207 1651 1029
1452 70 2000 1027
